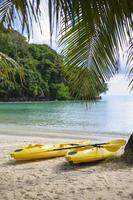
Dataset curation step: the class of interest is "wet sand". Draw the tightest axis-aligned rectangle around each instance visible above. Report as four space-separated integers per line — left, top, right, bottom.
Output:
0 126 132 200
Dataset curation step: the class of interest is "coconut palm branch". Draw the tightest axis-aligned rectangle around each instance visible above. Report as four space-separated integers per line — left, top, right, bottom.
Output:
0 0 40 84
48 0 133 98
0 0 133 99
0 52 24 82
0 0 41 37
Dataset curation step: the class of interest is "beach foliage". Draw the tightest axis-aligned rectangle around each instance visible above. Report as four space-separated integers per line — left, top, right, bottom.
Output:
0 0 132 100
0 27 71 100
0 28 107 101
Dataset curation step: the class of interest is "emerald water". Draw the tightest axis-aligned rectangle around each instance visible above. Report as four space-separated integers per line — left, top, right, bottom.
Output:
0 96 133 134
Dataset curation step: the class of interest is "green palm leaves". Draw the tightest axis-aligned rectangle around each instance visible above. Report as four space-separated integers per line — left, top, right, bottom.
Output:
0 0 40 37
0 52 24 92
48 0 133 98
0 0 133 99
0 0 40 87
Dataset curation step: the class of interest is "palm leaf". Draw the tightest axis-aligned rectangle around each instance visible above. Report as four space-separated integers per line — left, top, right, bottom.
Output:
0 0 41 38
48 0 133 99
65 65 107 100
0 52 24 82
0 0 133 99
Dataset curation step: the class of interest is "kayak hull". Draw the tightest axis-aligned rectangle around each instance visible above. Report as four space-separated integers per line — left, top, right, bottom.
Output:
10 140 90 161
65 139 126 164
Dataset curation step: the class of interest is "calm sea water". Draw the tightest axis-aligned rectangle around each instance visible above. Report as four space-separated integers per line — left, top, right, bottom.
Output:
0 96 133 134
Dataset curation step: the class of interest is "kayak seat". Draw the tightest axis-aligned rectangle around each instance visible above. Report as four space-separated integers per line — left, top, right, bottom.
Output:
14 149 23 152
70 144 80 146
68 151 77 155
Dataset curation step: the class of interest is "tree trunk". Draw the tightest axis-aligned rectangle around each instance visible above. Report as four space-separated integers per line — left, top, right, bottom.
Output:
122 133 133 164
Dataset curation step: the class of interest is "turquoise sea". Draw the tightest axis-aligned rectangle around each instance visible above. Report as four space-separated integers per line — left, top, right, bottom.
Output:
0 96 133 135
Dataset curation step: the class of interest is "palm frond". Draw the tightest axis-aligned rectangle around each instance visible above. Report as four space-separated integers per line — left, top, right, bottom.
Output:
127 40 133 90
65 65 107 100
0 0 133 99
0 0 41 38
0 52 24 81
48 0 133 99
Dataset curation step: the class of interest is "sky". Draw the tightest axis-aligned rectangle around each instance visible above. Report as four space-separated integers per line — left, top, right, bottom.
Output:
24 2 132 97
105 74 131 96
29 1 58 50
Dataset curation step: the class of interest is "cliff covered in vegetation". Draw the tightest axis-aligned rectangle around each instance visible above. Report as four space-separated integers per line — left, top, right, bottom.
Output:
0 26 107 101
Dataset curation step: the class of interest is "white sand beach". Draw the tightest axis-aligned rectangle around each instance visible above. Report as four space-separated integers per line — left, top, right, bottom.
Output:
0 125 133 200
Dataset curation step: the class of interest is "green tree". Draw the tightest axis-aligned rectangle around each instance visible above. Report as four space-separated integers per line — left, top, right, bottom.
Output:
1 0 131 99
50 83 70 100
0 27 73 100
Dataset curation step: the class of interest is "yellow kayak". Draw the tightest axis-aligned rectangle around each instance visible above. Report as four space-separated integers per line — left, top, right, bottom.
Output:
65 139 126 164
10 140 90 161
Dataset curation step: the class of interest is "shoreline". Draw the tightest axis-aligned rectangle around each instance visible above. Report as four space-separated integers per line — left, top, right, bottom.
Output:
0 124 130 142
0 96 101 103
0 128 133 200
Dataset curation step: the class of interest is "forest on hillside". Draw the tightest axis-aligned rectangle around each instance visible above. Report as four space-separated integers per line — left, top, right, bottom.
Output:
0 26 107 101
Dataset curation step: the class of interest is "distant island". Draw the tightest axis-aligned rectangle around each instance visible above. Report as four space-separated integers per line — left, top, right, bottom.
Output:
0 26 107 102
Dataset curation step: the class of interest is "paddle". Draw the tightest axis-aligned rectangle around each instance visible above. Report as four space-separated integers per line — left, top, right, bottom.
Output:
47 139 126 152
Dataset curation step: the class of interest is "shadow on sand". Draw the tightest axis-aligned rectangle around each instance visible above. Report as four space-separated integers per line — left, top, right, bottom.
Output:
2 156 131 173
1 156 59 166
54 160 102 172
54 158 132 173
